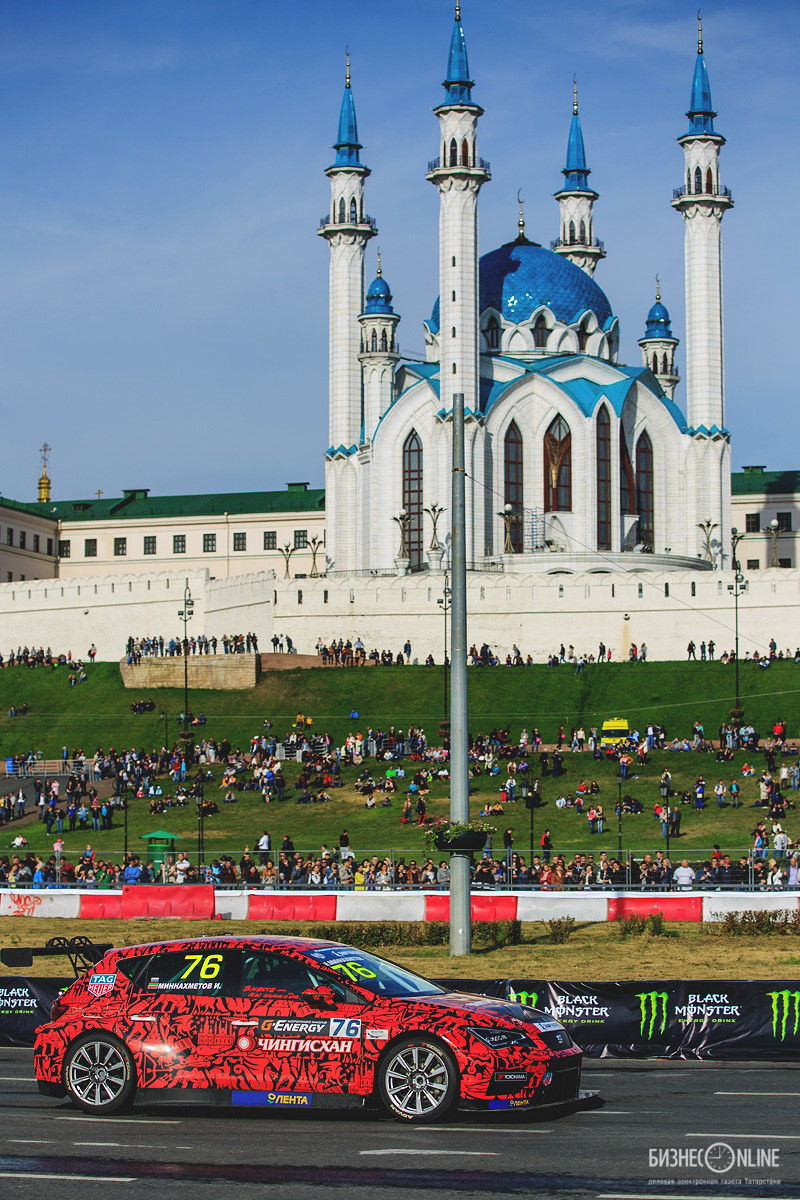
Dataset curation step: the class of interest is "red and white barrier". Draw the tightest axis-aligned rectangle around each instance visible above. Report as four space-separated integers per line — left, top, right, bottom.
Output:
2 887 800 922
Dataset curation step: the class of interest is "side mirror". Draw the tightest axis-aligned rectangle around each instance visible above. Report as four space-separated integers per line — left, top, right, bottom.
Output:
302 985 337 1009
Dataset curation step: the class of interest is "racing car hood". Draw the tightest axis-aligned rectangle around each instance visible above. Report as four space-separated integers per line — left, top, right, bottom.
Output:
409 991 546 1027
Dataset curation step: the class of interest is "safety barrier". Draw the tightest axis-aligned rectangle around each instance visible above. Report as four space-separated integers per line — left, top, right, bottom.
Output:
3 887 800 922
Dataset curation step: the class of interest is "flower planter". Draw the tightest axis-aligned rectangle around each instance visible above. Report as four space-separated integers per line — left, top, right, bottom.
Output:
434 831 488 852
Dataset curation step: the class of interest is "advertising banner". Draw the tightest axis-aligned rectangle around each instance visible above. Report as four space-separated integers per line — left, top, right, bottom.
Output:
0 977 64 1046
503 979 800 1059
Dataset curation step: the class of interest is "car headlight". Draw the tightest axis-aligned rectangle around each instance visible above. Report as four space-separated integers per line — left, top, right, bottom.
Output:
469 1026 533 1050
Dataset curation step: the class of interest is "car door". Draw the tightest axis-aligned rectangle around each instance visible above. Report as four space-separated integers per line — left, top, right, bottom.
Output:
224 948 369 1100
122 947 238 1091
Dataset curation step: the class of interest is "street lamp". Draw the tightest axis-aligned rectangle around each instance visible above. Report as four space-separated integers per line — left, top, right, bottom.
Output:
392 509 409 558
308 536 325 578
498 503 519 554
728 528 748 713
177 579 194 740
194 772 205 874
765 517 780 569
278 544 296 579
616 771 639 859
158 709 169 752
437 573 451 719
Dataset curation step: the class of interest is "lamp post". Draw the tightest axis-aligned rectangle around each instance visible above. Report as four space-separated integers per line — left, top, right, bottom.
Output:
308 536 325 578
765 517 780 568
178 579 194 740
616 771 639 859
498 503 519 554
123 791 129 862
728 528 747 713
194 772 205 874
278 544 296 579
697 518 718 564
159 709 169 752
393 509 409 557
437 573 451 719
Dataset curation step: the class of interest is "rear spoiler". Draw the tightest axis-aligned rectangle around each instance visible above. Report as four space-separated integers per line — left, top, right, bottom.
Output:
1 936 113 977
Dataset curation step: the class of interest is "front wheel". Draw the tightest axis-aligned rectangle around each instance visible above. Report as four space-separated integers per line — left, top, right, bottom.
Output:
64 1034 136 1114
378 1036 458 1122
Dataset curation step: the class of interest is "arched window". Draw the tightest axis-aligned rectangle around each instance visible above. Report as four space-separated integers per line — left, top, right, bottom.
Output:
486 316 500 350
577 322 590 352
370 329 377 351
568 220 576 245
338 197 345 223
349 196 357 222
402 431 423 570
449 138 458 166
636 431 654 550
706 167 713 194
544 415 571 511
652 353 658 374
662 353 669 375
451 362 457 374
504 421 524 553
620 429 635 515
579 220 586 244
381 329 387 351
691 581 696 597
461 138 470 166
596 406 611 551
533 315 548 348
694 166 702 194
451 326 456 338
687 168 691 193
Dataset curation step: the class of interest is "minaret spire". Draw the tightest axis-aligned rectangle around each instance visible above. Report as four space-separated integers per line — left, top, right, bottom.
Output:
553 77 605 276
638 279 680 401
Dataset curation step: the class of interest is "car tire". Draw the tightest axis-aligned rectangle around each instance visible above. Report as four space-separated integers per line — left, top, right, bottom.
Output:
63 1033 136 1114
377 1036 459 1123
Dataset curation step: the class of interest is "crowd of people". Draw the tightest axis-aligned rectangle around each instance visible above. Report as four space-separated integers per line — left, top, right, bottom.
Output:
125 633 259 662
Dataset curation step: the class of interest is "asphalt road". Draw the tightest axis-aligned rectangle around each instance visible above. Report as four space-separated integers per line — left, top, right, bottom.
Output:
1 1048 799 1199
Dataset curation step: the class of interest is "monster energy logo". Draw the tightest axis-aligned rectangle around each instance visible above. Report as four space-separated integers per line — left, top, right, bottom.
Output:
768 991 800 1042
636 991 668 1039
509 989 538 1009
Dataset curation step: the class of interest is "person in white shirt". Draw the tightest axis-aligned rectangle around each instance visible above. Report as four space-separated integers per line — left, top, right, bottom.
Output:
673 859 696 890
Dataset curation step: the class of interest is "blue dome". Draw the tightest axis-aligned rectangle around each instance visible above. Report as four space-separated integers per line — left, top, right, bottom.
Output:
365 273 393 314
644 301 672 338
428 240 613 333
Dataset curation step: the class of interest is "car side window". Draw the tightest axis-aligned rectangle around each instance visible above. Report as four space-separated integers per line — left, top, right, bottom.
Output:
132 949 232 997
240 951 320 997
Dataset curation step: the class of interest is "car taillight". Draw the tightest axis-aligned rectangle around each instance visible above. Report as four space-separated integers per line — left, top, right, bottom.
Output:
50 994 69 1022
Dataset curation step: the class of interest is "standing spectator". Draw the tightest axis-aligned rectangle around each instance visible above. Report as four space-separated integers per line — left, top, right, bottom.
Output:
673 859 696 890
540 829 552 864
687 641 696 660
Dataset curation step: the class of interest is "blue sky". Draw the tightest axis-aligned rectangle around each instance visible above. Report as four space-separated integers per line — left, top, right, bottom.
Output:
0 0 796 503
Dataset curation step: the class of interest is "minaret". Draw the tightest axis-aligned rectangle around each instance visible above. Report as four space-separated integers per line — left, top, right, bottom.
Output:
358 253 400 442
552 79 605 276
426 4 490 421
318 53 377 454
638 278 680 401
671 16 732 432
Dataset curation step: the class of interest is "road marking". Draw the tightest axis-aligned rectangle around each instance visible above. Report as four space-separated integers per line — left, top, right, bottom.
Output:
580 1109 630 1114
412 1126 551 1134
686 1132 800 1140
8 1140 52 1145
715 1090 800 1095
0 1174 134 1183
0 1076 33 1081
75 1141 124 1147
55 1116 180 1125
600 1194 763 1200
360 1149 499 1157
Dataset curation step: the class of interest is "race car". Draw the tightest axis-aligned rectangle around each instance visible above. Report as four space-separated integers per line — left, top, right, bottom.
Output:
34 934 582 1121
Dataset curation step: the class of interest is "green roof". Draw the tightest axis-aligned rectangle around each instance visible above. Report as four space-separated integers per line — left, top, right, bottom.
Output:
0 495 57 518
47 485 325 524
732 470 800 497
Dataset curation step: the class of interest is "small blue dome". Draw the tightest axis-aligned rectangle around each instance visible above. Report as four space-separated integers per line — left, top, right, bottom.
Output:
644 301 672 338
428 240 614 333
365 273 393 314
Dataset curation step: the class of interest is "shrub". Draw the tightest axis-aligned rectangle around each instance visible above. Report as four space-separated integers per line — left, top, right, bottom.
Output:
617 911 674 937
715 909 799 937
257 919 521 949
617 914 648 937
546 916 576 944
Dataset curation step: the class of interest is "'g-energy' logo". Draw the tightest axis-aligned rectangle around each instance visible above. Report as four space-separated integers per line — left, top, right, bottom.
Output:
636 991 668 1039
767 990 800 1042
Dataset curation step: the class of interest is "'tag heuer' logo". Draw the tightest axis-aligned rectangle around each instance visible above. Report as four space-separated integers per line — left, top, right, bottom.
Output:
767 990 800 1042
636 991 668 1040
87 973 117 999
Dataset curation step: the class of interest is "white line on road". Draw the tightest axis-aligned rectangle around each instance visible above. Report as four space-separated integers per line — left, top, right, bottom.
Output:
686 1132 800 1140
75 1142 124 1147
714 1090 800 1095
599 1194 767 1200
0 1075 32 1081
0 1174 134 1183
411 1126 551 1134
360 1149 499 1157
55 1116 180 1125
8 1140 53 1145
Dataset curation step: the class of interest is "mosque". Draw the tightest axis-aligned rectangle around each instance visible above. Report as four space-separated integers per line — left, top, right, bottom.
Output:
3 8 798 662
322 5 731 577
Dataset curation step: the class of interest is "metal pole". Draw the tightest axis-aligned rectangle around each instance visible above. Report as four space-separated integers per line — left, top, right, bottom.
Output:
617 776 623 859
124 796 128 862
450 392 470 957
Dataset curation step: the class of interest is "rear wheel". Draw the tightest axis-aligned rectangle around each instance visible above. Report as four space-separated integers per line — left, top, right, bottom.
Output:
64 1034 136 1114
378 1036 458 1123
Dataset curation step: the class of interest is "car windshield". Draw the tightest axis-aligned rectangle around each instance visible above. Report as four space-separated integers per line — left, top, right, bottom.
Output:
306 945 444 997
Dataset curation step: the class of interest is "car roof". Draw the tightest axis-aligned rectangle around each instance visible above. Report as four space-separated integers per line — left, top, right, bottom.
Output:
108 935 348 957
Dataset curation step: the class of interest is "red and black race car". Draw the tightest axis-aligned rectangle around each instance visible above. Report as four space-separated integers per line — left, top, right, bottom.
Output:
34 934 583 1122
